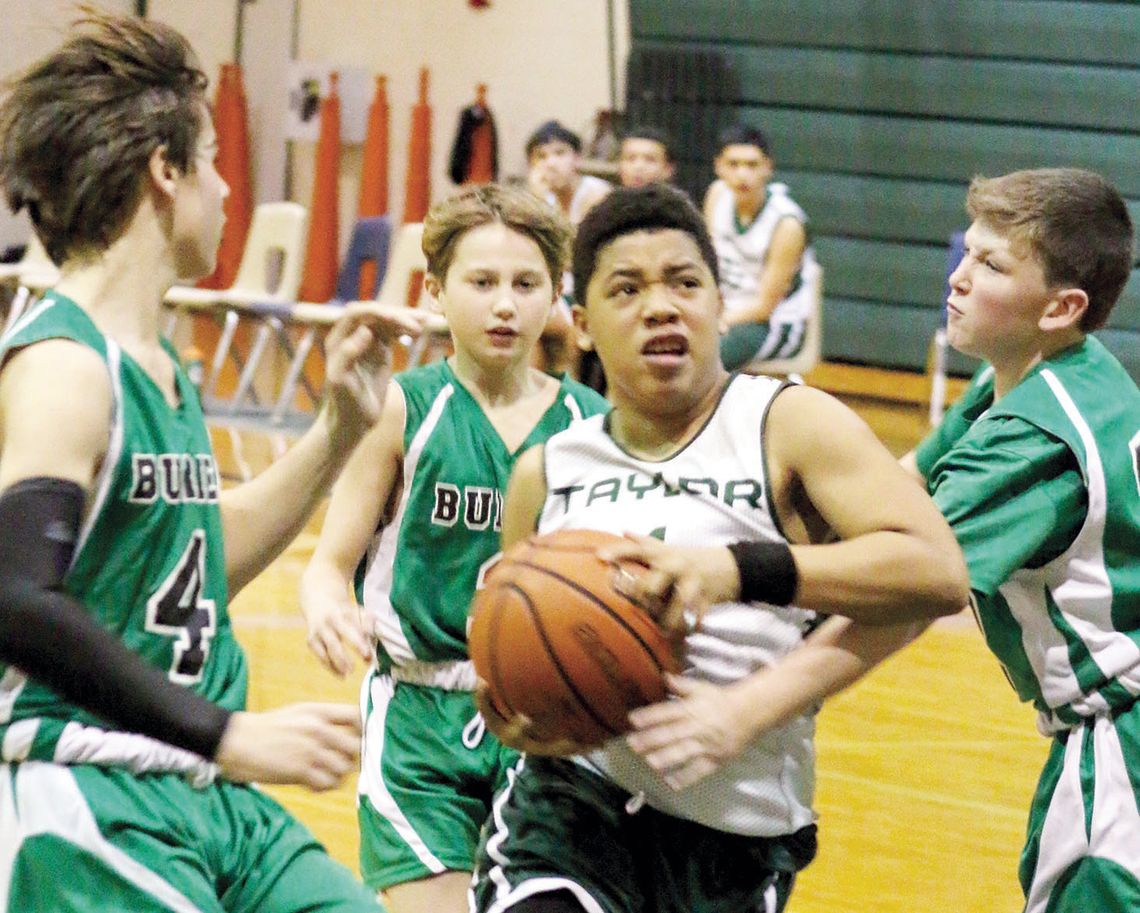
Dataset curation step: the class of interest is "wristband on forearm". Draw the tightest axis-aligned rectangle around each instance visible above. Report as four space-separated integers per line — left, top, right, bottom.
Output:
726 540 798 606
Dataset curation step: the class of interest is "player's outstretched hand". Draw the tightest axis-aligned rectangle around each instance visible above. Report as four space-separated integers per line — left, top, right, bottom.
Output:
215 703 362 791
625 673 749 790
599 534 738 639
322 303 428 437
299 574 374 677
476 682 590 757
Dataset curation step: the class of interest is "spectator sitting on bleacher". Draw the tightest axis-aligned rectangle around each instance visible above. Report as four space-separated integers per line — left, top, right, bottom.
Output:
703 124 818 371
618 125 676 189
525 120 612 378
526 120 611 227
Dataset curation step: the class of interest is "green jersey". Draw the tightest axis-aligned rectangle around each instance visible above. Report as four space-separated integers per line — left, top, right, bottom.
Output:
918 337 1140 729
0 293 244 765
360 360 608 670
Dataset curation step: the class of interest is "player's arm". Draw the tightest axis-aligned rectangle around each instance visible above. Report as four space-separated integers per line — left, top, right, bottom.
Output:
604 387 966 628
768 384 968 622
220 303 424 594
898 449 925 484
626 614 930 789
701 178 726 227
300 383 407 676
723 217 805 327
0 342 366 790
500 444 548 549
476 444 588 754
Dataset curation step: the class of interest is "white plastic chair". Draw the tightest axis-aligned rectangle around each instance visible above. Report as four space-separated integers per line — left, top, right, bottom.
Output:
742 263 824 380
163 201 308 403
375 222 449 367
268 221 448 424
0 235 60 336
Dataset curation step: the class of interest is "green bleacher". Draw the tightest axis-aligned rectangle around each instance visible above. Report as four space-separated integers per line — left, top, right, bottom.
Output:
627 0 1140 379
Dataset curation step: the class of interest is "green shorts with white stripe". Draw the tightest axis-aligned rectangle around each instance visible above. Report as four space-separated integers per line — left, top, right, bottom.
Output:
358 671 519 892
472 756 816 913
1 761 381 913
1020 704 1140 912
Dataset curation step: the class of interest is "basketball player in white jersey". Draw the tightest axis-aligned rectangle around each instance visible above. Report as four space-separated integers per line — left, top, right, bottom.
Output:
704 125 817 370
469 184 969 913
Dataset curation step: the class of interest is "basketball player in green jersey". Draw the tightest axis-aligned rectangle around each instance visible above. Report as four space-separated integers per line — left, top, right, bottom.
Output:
0 11 424 912
895 169 1139 912
299 184 608 913
469 184 969 913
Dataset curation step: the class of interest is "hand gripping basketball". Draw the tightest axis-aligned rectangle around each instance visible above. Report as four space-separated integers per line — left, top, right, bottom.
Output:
468 529 681 751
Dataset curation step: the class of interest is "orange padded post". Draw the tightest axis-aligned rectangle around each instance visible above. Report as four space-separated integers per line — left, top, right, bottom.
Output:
299 72 341 303
357 75 390 297
403 68 432 224
200 62 252 290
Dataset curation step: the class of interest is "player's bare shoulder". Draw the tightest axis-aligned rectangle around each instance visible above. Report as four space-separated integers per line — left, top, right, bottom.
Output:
0 339 112 486
762 383 869 545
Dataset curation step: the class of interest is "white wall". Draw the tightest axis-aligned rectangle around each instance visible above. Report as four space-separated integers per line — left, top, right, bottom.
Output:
0 0 133 249
292 0 627 247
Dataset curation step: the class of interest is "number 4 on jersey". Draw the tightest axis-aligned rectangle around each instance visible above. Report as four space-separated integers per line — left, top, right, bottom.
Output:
145 530 217 684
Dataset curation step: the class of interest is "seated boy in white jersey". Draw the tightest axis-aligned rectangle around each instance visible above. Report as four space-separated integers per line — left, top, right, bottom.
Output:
525 120 612 377
0 11 427 913
526 120 612 228
617 125 676 191
894 169 1140 913
703 125 818 371
468 184 969 913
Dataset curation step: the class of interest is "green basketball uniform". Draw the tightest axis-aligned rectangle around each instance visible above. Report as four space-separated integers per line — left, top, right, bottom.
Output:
918 338 1140 912
356 360 608 890
0 293 379 913
472 374 818 913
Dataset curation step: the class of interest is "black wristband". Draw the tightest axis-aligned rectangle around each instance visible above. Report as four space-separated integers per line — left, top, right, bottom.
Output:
727 540 798 606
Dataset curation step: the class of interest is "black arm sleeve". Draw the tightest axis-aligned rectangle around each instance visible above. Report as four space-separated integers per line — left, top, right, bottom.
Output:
0 477 231 759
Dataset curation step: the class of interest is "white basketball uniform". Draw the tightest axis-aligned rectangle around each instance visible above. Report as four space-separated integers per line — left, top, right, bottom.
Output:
539 373 818 836
709 180 817 327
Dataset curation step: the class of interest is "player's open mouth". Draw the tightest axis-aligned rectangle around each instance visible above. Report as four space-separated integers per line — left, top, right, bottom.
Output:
641 334 689 361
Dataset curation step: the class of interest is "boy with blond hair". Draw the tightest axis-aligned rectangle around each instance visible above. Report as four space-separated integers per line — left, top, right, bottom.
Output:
901 168 1140 911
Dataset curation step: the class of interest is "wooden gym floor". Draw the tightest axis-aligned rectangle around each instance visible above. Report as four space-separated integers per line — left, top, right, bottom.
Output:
216 388 1046 913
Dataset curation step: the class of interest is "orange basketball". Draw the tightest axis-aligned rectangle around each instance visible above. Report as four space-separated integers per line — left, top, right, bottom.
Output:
468 528 680 749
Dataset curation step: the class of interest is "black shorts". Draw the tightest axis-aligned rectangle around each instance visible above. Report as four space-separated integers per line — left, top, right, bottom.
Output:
472 756 817 913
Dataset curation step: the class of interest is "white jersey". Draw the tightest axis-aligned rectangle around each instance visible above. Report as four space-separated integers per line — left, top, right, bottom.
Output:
710 180 817 325
547 173 611 226
550 174 612 303
539 374 818 836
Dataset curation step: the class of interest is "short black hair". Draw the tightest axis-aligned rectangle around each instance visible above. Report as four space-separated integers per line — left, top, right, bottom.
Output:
525 120 581 157
620 125 675 162
715 124 770 157
572 184 719 303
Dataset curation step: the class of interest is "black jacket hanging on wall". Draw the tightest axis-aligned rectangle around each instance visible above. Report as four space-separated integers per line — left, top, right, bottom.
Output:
448 104 499 185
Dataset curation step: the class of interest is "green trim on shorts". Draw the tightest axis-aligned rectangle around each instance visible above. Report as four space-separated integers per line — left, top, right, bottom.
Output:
1020 705 1140 911
358 674 519 892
